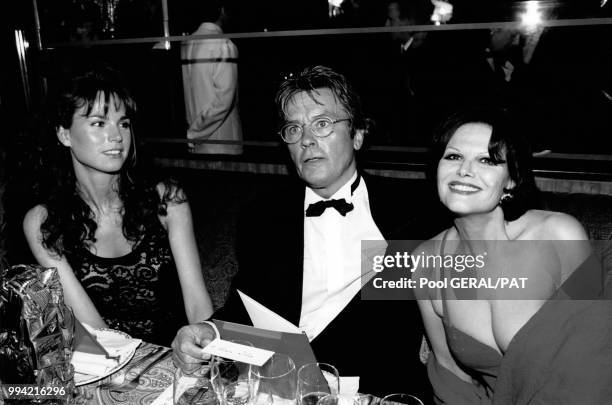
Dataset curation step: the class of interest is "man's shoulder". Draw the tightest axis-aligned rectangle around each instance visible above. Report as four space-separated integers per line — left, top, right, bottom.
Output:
238 180 304 230
360 172 386 193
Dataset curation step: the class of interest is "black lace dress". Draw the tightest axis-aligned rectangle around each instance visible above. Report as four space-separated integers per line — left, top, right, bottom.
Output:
66 220 187 346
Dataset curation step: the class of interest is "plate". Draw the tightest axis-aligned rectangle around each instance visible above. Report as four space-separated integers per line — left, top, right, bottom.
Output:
72 328 138 386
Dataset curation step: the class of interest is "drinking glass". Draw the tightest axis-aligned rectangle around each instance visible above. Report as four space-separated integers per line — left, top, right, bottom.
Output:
297 363 339 405
222 380 254 405
380 393 424 405
173 366 216 405
211 340 254 402
250 353 297 405
316 394 360 405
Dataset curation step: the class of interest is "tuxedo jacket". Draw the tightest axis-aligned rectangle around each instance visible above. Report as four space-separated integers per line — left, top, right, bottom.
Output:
214 173 437 399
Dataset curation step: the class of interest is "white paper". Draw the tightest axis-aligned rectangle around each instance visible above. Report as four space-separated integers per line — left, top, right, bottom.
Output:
237 290 302 334
201 338 274 366
71 323 141 376
339 376 360 395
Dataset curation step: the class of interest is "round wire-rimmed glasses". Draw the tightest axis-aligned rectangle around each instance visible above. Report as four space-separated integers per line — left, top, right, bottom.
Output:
279 117 351 144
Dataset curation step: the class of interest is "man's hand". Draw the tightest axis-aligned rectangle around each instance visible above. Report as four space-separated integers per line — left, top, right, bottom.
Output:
171 323 217 373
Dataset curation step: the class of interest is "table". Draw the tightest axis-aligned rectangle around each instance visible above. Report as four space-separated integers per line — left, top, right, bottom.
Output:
76 342 382 405
78 342 174 405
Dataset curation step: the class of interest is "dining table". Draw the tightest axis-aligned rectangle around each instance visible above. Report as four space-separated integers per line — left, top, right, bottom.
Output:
76 341 176 405
74 341 383 405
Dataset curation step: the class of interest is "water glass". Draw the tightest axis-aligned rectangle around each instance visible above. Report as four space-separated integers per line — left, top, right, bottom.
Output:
380 393 424 405
174 366 215 405
297 363 339 405
316 394 360 405
211 340 254 402
222 380 254 405
250 353 297 405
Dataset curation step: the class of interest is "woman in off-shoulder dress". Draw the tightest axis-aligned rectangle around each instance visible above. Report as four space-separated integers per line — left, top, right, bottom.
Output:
414 107 612 404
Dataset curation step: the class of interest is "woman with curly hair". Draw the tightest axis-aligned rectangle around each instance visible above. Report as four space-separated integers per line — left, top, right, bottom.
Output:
23 67 213 345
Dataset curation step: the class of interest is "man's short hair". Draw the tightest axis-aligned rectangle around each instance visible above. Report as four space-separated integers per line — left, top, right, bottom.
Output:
275 65 368 137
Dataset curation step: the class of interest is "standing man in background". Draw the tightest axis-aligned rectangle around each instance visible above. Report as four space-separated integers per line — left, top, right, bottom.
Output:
181 0 243 155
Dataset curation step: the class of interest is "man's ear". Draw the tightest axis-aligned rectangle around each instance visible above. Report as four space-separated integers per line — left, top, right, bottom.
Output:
57 126 71 147
353 129 365 151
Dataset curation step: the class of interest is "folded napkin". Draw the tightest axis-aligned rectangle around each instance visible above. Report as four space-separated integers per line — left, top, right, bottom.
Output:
71 323 141 376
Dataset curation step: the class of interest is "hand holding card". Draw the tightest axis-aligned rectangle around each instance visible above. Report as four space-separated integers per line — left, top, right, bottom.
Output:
201 338 274 366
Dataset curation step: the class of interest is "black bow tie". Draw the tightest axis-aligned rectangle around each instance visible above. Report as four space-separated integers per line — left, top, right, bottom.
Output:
305 198 354 217
305 175 361 217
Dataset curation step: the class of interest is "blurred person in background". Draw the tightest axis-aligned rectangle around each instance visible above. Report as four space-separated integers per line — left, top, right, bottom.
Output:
23 67 213 345
181 0 243 155
383 0 438 145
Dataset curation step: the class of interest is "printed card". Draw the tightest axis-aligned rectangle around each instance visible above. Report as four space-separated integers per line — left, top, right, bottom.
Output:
201 338 274 366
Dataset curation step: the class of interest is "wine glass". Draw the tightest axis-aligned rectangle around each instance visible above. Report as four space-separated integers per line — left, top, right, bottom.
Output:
380 393 424 405
250 353 296 405
316 394 360 405
297 363 339 405
173 365 215 405
210 340 254 402
222 379 254 405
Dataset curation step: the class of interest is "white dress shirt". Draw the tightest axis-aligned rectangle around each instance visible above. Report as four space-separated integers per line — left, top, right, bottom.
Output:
300 172 386 341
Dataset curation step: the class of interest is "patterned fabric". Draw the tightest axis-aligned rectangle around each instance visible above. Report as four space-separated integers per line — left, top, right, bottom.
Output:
66 221 186 346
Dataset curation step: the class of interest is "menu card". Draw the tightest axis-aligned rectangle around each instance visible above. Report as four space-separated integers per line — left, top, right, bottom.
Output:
212 320 317 371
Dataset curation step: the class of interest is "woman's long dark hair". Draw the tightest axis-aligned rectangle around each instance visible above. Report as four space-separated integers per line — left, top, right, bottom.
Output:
37 67 184 257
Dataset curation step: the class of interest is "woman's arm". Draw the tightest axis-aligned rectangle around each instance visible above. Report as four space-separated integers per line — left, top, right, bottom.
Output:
416 297 473 383
23 205 107 329
159 186 213 323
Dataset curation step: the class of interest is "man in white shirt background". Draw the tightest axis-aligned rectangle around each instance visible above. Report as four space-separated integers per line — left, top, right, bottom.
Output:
172 65 433 399
181 0 243 155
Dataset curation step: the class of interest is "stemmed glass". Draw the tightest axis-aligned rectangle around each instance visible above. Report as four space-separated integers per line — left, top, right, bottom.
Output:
210 340 255 402
250 353 297 405
297 363 339 405
380 393 424 405
223 379 254 405
316 394 360 405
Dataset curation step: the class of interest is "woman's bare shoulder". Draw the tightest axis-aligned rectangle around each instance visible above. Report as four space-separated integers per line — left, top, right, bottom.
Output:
23 205 48 228
517 210 588 240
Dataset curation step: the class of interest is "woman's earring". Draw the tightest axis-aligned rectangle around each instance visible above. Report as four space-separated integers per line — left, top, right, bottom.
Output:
499 192 513 206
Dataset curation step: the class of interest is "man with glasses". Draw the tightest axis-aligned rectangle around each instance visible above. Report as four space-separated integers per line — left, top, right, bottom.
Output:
172 65 431 399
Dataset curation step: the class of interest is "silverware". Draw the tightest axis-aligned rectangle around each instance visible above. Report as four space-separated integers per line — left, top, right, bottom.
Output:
97 346 171 393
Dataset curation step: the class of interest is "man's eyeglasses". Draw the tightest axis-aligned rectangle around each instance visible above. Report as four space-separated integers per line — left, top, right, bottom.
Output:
279 117 350 144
